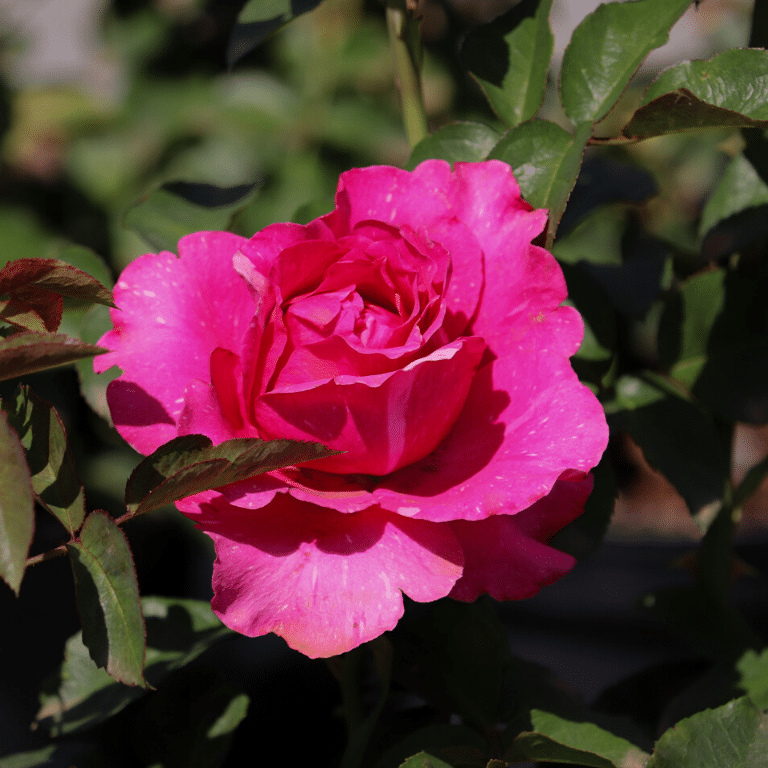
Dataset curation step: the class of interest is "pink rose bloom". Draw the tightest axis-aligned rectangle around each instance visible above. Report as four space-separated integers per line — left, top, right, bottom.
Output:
96 160 608 658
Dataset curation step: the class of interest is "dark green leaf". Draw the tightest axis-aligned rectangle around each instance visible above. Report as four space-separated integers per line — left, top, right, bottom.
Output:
647 697 768 768
399 753 454 768
610 376 729 521
0 409 33 595
461 0 554 126
36 596 231 735
74 305 117 422
699 155 768 240
737 649 768 709
560 0 692 125
7 385 85 534
0 331 107 382
375 725 489 768
227 0 327 67
489 120 591 245
0 744 95 768
406 122 501 170
553 205 626 267
132 666 248 768
67 511 146 687
508 709 650 767
124 182 258 252
125 433 339 517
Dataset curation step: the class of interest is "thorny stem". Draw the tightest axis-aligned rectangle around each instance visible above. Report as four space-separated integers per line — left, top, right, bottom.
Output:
386 0 428 147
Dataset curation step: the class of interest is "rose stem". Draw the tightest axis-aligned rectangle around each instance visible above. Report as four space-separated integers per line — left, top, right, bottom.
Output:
385 0 428 147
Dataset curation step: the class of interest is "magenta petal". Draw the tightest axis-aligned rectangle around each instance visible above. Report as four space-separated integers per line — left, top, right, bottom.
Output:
95 231 251 453
372 331 608 522
448 513 575 602
190 496 463 658
253 337 486 475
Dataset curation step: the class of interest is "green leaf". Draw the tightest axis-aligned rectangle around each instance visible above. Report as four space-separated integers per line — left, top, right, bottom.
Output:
227 0 327 66
0 409 33 595
508 710 650 767
74 304 117 422
610 376 729 521
647 698 768 768
0 331 107 382
132 667 249 768
399 753 454 768
0 745 95 768
54 245 114 294
375 725 489 768
560 0 692 125
36 596 231 736
125 433 339 517
699 155 768 240
406 122 502 170
124 181 258 253
7 385 85 534
658 269 726 386
461 0 554 126
489 120 592 246
737 649 768 709
66 511 146 687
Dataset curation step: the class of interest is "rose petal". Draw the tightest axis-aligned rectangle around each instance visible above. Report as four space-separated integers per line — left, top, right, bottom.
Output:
253 337 486 476
95 231 251 453
448 512 576 602
372 313 608 521
186 495 464 658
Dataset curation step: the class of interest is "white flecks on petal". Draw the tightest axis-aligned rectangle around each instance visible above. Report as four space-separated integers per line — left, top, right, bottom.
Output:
396 506 420 517
143 290 157 298
156 317 167 324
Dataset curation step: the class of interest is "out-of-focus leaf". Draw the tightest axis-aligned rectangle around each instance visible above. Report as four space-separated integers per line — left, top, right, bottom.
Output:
659 269 726 385
228 0 327 66
699 155 768 240
74 305 116 422
66 511 146 687
375 725 489 768
553 205 626 267
489 120 591 245
132 666 248 768
507 710 649 767
406 122 501 170
6 385 85 534
623 49 768 141
0 331 107 382
461 0 554 126
398 753 454 768
0 744 95 768
125 434 339 517
0 410 33 595
737 649 768 709
610 376 729 521
36 596 231 736
646 697 768 768
55 245 114 295
124 182 258 253
560 0 692 126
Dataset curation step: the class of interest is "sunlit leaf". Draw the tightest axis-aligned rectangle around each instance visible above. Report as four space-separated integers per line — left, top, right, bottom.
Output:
0 410 33 595
124 181 258 252
489 120 591 245
36 596 231 736
228 0 327 66
406 122 501 170
560 0 692 125
0 331 107 382
508 709 650 767
647 697 768 768
125 434 339 517
461 0 554 126
67 511 146 687
7 385 85 534
132 667 249 768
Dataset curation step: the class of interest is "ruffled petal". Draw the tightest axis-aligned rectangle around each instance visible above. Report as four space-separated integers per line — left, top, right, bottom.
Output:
95 231 251 453
186 495 464 658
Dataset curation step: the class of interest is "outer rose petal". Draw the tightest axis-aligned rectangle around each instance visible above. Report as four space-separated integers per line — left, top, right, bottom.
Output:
95 231 251 453
446 473 589 602
448 513 576 602
187 496 464 658
372 305 608 521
